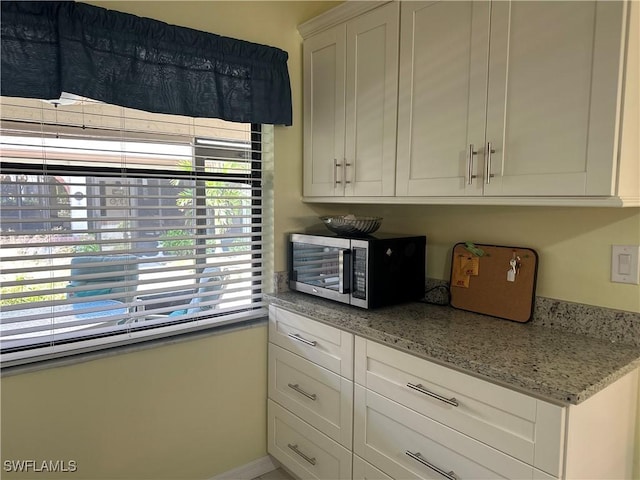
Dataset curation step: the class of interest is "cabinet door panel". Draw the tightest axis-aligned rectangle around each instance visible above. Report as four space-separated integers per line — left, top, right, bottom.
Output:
268 400 352 480
303 26 346 197
269 305 354 380
485 1 623 196
354 337 565 476
345 2 399 197
354 386 536 480
396 1 489 197
268 343 353 448
353 454 393 480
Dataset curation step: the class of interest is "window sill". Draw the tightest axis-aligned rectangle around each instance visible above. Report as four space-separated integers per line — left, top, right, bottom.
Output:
1 316 267 377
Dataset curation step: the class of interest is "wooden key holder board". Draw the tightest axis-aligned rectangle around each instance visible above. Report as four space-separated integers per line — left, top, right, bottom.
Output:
449 243 539 323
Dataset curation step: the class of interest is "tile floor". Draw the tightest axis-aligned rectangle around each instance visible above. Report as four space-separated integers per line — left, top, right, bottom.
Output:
252 467 296 480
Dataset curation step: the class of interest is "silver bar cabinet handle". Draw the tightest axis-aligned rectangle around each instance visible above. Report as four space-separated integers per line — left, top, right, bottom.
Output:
288 333 317 347
288 383 317 401
344 161 352 184
485 142 496 184
334 159 342 185
467 144 478 185
288 443 316 465
407 382 459 407
406 451 457 480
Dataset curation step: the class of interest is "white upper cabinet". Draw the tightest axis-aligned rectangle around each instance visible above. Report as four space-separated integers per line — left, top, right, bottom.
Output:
484 1 626 197
301 0 638 206
395 1 490 197
301 2 399 197
396 0 638 202
302 25 346 197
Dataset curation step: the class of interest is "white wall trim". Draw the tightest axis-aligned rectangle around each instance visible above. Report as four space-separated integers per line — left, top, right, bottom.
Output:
210 455 279 480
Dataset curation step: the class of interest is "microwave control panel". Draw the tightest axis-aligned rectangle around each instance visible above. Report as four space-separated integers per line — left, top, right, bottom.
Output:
352 247 367 300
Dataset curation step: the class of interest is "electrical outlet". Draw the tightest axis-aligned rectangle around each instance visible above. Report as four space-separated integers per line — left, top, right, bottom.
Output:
611 245 640 284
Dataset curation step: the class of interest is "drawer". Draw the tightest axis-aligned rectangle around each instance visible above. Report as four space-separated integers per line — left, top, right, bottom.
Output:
267 399 352 480
269 305 354 379
353 454 393 480
355 337 565 476
268 343 353 447
354 385 545 480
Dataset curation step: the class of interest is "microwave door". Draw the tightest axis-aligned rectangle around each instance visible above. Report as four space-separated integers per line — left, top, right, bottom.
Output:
290 236 351 303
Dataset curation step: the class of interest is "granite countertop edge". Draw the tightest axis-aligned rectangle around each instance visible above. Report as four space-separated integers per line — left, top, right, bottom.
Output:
265 292 640 406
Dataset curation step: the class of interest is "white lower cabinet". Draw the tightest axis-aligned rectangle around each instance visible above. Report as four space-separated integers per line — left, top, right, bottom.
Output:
267 306 638 479
353 454 393 480
268 343 353 448
268 305 355 478
268 400 352 480
354 385 552 480
269 305 354 380
353 336 638 480
354 337 564 476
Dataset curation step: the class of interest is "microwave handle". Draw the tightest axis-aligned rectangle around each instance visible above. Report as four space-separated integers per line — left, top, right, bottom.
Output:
338 249 351 294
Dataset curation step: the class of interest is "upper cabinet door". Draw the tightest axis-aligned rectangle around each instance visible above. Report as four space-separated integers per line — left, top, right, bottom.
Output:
484 1 625 196
396 1 490 197
345 2 399 197
303 2 399 198
303 25 346 197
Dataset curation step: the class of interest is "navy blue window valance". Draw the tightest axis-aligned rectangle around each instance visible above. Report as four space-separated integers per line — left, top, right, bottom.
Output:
1 1 293 125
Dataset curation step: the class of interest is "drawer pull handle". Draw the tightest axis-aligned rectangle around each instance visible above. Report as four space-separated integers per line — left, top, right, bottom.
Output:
288 443 316 465
288 383 317 401
406 451 457 480
407 382 459 407
288 333 317 347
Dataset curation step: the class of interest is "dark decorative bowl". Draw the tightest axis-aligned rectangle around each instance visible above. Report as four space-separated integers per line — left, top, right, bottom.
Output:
320 215 382 235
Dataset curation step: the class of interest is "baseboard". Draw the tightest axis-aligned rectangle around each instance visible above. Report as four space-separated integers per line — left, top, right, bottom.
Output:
210 455 279 480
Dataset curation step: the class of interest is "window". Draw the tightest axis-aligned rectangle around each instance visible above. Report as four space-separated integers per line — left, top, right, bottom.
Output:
0 96 272 366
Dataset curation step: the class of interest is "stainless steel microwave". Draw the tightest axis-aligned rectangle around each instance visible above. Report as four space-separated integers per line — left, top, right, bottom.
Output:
288 233 426 309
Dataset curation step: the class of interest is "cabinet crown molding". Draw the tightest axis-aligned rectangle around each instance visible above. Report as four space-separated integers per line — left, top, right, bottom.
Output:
298 1 391 38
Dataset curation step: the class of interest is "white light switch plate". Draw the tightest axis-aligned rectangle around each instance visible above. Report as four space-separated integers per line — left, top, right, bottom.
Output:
611 245 640 284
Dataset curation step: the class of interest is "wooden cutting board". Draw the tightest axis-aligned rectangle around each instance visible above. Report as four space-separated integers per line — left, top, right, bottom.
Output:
449 243 539 322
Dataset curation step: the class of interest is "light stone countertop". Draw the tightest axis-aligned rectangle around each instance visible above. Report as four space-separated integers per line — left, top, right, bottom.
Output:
265 291 640 406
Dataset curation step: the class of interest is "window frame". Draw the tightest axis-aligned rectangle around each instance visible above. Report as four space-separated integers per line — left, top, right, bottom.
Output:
0 114 269 367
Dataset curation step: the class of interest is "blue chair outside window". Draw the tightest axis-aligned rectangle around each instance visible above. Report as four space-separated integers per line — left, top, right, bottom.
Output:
169 266 225 317
66 255 139 303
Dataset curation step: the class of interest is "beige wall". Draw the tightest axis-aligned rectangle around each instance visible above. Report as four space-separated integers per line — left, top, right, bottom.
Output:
1 326 268 480
304 204 640 312
2 1 639 478
0 2 337 479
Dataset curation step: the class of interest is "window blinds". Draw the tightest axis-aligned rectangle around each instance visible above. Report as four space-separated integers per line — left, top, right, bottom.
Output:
0 96 271 365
